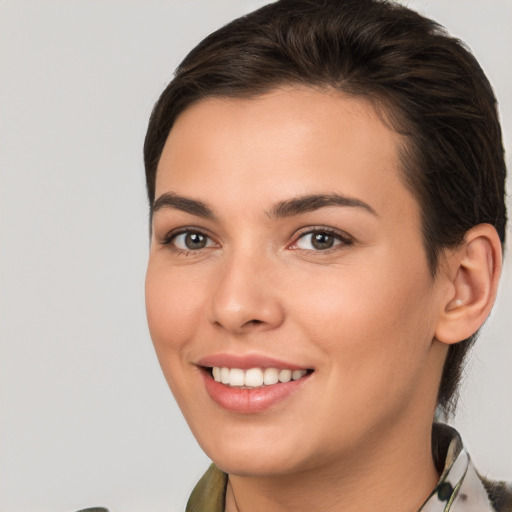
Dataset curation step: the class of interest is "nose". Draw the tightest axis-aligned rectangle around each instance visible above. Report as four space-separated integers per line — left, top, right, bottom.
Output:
208 251 285 334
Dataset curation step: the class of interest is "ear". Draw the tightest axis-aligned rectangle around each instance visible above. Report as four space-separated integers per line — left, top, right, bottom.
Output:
435 224 502 345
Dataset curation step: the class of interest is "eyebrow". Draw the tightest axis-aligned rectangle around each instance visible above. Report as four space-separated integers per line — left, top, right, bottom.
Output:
152 192 216 219
152 192 377 219
267 193 377 218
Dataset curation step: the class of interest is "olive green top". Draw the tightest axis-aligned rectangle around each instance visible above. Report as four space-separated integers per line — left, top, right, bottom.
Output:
186 463 228 512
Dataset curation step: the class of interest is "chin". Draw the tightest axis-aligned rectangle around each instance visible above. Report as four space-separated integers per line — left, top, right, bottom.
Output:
210 447 305 478
193 424 312 477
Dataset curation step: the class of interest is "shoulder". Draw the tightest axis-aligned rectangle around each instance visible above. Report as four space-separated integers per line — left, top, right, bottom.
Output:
481 477 512 512
186 464 228 512
430 423 511 512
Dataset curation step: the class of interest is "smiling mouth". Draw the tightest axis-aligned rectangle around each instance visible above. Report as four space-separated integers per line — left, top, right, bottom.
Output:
208 366 313 388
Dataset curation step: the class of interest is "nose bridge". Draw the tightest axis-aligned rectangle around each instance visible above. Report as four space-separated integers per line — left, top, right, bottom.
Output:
209 243 284 333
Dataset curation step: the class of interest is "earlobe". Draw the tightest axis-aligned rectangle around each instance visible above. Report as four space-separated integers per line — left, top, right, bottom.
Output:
435 224 502 345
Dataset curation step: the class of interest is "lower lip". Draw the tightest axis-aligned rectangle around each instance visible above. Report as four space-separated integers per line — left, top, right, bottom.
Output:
201 370 311 414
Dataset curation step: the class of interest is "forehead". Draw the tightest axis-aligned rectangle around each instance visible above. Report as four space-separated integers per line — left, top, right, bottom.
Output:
156 87 418 222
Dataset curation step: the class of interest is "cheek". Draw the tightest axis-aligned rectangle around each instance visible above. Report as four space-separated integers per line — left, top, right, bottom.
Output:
145 261 206 365
289 259 436 388
292 268 437 443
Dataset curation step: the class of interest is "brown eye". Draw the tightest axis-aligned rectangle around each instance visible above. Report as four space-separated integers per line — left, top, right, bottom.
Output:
292 229 352 251
311 232 335 250
184 232 207 249
169 231 215 251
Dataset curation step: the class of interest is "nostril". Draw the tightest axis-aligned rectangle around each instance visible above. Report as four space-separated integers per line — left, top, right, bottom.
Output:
243 319 264 328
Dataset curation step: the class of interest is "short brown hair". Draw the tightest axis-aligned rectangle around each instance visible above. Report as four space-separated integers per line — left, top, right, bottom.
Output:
144 0 507 414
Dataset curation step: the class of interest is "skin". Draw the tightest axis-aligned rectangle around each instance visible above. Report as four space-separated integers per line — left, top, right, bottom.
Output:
145 87 486 511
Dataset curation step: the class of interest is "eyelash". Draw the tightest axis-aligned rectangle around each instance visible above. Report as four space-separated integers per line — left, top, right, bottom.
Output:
161 228 216 255
290 227 354 252
160 226 353 254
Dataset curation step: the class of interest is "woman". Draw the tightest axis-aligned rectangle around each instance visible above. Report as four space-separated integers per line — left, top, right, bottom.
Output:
143 0 510 510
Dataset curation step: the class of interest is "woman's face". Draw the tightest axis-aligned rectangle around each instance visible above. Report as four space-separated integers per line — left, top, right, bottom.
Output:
145 87 448 476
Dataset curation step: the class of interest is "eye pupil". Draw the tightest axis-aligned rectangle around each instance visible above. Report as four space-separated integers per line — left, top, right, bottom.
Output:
185 232 207 249
312 232 334 250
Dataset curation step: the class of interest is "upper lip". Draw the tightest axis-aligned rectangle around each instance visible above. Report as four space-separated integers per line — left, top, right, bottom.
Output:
196 353 312 370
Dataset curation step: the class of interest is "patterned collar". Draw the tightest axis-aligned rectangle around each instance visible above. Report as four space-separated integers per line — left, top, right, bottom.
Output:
186 424 511 512
420 423 496 511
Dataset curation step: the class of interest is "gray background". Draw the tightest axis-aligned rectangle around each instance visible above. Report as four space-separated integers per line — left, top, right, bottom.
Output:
0 1 510 511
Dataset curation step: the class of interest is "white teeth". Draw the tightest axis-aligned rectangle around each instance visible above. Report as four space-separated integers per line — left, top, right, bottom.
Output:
220 367 230 384
244 368 264 387
211 366 309 388
278 369 292 383
229 368 245 387
263 368 279 385
292 369 307 380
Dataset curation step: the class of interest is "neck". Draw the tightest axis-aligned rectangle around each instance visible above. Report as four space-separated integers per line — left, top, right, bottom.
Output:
225 419 439 512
